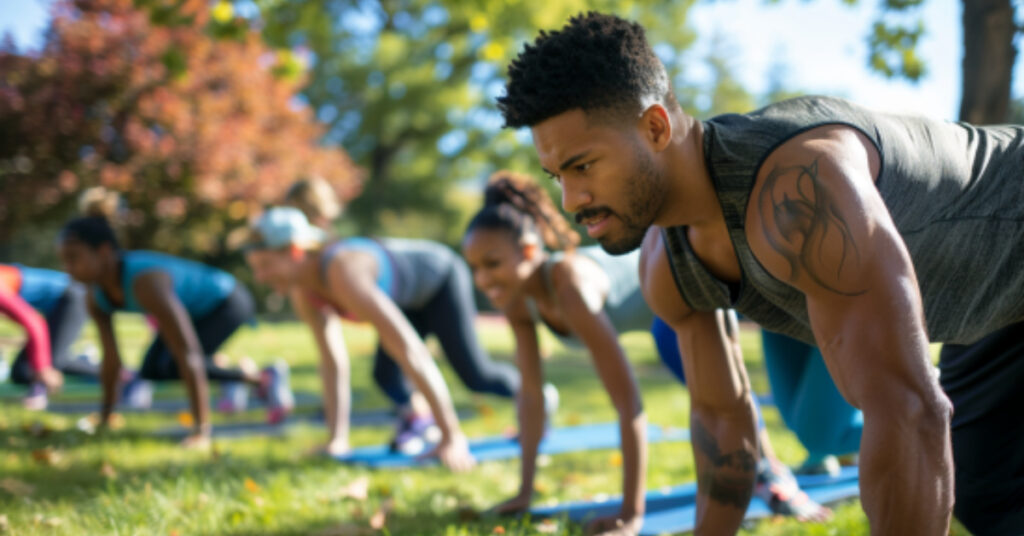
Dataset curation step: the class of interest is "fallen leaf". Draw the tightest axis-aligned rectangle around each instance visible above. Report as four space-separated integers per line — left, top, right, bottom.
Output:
243 478 261 494
477 403 495 419
169 530 180 536
0 477 35 496
31 447 62 466
339 476 369 501
492 526 506 534
177 412 194 428
100 461 117 479
608 452 623 467
368 510 386 530
566 412 582 426
536 519 559 534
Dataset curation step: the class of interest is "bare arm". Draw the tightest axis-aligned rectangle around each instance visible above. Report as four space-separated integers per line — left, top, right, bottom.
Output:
88 294 123 425
133 272 212 437
746 126 953 533
501 301 545 510
639 229 758 534
552 262 647 527
325 254 472 471
290 288 351 451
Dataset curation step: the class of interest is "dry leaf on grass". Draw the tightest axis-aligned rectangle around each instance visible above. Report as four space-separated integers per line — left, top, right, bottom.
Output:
30 447 62 466
0 478 35 496
368 498 394 530
608 452 623 467
492 526 506 534
100 461 117 479
536 519 559 534
338 476 370 501
177 412 194 428
243 478 261 494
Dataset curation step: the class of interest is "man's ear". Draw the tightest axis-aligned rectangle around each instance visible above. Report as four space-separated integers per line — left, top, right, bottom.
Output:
641 103 673 152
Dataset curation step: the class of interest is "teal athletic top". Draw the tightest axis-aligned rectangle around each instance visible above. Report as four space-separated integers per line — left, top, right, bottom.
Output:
525 246 653 348
91 251 236 318
5 264 70 313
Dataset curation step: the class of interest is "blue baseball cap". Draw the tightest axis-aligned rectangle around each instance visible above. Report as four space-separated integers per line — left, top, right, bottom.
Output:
241 206 325 250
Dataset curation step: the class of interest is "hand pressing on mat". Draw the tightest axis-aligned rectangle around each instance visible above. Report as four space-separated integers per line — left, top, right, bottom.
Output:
585 514 642 535
488 492 532 516
421 433 475 472
180 432 212 451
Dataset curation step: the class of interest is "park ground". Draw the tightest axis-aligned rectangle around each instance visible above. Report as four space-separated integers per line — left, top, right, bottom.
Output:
0 316 967 535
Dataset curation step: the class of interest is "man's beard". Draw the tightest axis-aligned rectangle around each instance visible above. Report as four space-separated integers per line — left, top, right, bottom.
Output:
596 152 665 255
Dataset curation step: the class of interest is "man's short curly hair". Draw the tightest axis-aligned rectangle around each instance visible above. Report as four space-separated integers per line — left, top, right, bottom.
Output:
498 12 673 128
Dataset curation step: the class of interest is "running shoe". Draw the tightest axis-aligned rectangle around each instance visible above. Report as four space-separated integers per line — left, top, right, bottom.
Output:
754 458 831 520
261 360 294 425
794 454 842 477
389 413 440 456
216 381 249 413
23 382 47 411
542 382 560 424
121 375 154 410
0 352 10 383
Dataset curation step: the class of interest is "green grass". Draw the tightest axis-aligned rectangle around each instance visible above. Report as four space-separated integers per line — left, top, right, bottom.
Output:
0 316 965 535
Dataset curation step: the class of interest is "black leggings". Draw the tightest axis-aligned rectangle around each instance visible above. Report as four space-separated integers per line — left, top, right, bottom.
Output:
11 284 93 385
372 260 520 406
939 321 1024 535
138 284 254 383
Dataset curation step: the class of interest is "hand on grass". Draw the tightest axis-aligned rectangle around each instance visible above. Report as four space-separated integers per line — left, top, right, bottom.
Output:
422 433 475 472
585 514 643 536
181 432 212 450
37 367 64 393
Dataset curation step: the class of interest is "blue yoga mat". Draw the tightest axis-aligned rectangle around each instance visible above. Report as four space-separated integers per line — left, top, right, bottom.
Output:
532 466 859 536
335 423 690 467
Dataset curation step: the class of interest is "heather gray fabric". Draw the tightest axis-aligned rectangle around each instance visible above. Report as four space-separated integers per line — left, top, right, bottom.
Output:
525 246 653 348
378 238 458 310
663 95 1024 346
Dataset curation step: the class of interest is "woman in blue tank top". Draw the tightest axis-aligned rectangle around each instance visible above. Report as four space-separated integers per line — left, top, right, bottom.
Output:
462 171 830 527
1 263 94 409
57 216 292 449
242 206 516 471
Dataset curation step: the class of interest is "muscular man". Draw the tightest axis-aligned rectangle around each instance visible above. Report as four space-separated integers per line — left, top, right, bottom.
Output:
497 12 1024 535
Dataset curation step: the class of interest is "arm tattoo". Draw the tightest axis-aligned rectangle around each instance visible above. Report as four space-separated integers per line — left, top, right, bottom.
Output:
758 159 867 296
693 419 756 508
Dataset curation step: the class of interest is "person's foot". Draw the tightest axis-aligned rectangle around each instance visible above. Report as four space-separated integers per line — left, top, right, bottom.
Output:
0 352 9 383
120 374 154 410
794 454 842 477
216 381 249 413
389 413 440 455
23 382 48 411
260 360 294 425
754 458 832 522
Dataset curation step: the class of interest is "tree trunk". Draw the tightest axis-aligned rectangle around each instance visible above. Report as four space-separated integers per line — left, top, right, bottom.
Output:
960 0 1017 124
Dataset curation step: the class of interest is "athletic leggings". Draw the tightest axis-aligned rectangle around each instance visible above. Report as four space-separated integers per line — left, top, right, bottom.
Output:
138 284 254 383
372 259 520 406
761 330 862 464
10 283 93 385
939 321 1024 535
1 290 50 381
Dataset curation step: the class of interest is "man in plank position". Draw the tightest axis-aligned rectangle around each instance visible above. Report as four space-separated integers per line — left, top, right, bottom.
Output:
497 11 1024 535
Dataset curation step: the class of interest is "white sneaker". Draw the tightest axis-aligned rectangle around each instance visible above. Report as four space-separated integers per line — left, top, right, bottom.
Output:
542 383 559 424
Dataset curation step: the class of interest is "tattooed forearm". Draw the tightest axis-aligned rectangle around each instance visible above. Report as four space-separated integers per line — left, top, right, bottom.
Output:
758 159 867 296
693 419 756 508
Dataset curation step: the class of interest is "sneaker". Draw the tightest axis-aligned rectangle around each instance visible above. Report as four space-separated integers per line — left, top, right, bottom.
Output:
0 352 10 383
542 382 559 424
23 382 48 411
216 381 249 413
754 458 831 520
794 454 842 477
389 414 440 456
261 360 294 425
121 375 154 410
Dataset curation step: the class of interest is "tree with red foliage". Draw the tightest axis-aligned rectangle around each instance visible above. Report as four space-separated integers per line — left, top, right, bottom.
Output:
0 0 359 258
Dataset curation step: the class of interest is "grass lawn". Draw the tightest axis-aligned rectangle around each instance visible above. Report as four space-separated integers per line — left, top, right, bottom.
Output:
0 315 967 535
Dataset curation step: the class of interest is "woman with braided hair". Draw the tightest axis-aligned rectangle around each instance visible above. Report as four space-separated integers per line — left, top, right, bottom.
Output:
462 171 829 533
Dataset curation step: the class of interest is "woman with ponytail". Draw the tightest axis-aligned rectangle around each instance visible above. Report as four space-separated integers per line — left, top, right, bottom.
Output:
57 209 291 449
240 205 520 466
462 171 830 531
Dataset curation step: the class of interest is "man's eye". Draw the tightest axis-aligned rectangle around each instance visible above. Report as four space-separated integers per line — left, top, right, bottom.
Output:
575 162 590 173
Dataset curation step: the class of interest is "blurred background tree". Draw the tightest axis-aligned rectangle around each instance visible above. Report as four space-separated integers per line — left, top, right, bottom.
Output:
250 0 709 242
0 0 360 268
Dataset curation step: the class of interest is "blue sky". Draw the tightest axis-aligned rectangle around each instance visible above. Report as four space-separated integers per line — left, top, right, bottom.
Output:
0 0 1015 121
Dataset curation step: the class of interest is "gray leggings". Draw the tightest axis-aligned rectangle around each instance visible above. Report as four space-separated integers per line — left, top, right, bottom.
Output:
372 260 520 406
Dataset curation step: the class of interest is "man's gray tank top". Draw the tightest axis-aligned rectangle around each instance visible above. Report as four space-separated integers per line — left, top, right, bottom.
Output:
663 95 1024 346
525 246 654 348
